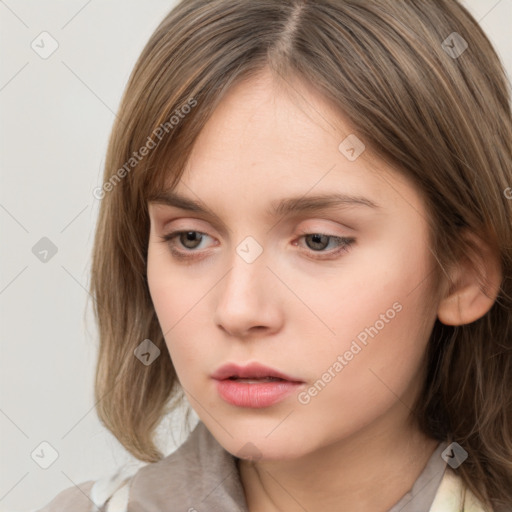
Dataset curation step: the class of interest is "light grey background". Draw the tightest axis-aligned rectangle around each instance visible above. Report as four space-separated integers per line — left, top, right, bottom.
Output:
0 1 510 510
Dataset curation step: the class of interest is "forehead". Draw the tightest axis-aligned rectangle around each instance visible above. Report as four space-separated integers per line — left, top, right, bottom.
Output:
149 69 424 222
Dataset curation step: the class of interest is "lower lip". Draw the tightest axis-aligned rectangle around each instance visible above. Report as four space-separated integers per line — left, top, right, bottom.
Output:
214 379 302 408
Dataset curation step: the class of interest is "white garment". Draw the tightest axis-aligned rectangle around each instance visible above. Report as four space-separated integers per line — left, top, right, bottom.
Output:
89 461 147 512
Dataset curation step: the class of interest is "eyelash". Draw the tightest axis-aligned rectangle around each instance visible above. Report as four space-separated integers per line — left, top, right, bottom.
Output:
157 229 355 262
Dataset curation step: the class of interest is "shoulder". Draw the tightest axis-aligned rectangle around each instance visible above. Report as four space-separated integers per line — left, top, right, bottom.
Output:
36 422 246 512
429 468 494 512
34 480 96 512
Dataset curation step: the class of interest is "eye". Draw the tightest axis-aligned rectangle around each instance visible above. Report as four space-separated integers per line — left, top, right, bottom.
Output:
157 230 355 261
293 232 355 260
158 230 215 261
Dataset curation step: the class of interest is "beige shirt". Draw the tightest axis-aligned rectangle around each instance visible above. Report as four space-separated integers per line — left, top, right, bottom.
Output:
35 421 492 512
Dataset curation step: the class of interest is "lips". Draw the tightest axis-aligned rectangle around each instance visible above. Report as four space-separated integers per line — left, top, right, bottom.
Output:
211 362 304 383
212 363 305 408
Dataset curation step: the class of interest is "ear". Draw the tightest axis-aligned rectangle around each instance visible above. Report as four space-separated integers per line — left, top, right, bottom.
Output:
437 230 502 326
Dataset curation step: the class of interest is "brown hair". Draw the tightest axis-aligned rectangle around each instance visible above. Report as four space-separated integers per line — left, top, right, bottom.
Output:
89 0 512 508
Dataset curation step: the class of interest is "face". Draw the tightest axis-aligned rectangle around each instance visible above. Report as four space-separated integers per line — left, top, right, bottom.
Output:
146 68 439 461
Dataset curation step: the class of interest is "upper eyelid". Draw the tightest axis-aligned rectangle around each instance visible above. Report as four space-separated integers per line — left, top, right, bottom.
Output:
159 226 353 241
151 211 229 236
152 211 358 236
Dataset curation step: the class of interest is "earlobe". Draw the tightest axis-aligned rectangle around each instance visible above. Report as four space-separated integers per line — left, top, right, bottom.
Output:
436 231 502 326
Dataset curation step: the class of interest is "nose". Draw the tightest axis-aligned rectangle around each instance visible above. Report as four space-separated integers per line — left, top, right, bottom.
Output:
213 246 284 339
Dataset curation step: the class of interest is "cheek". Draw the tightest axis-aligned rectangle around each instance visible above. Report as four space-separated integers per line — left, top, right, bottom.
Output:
147 239 200 326
147 243 175 326
295 307 430 445
146 242 215 372
293 233 435 400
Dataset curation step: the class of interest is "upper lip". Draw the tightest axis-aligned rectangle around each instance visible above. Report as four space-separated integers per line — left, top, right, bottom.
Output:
211 362 304 383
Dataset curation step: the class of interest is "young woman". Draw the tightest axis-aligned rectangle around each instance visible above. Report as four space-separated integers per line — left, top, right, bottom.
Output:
37 0 512 510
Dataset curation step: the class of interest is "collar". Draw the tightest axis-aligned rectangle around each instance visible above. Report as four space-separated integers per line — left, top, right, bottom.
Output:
122 421 489 512
129 421 248 511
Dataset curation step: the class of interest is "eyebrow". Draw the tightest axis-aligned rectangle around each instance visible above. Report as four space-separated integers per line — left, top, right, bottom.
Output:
148 190 380 219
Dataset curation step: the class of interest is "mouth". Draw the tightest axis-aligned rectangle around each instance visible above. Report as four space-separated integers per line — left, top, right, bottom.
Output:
211 362 304 408
211 362 304 383
226 376 287 383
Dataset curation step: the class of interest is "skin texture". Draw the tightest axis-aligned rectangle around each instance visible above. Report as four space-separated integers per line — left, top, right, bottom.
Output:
146 68 477 511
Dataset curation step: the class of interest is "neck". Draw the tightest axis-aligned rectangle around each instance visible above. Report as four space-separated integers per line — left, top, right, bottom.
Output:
237 408 439 512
